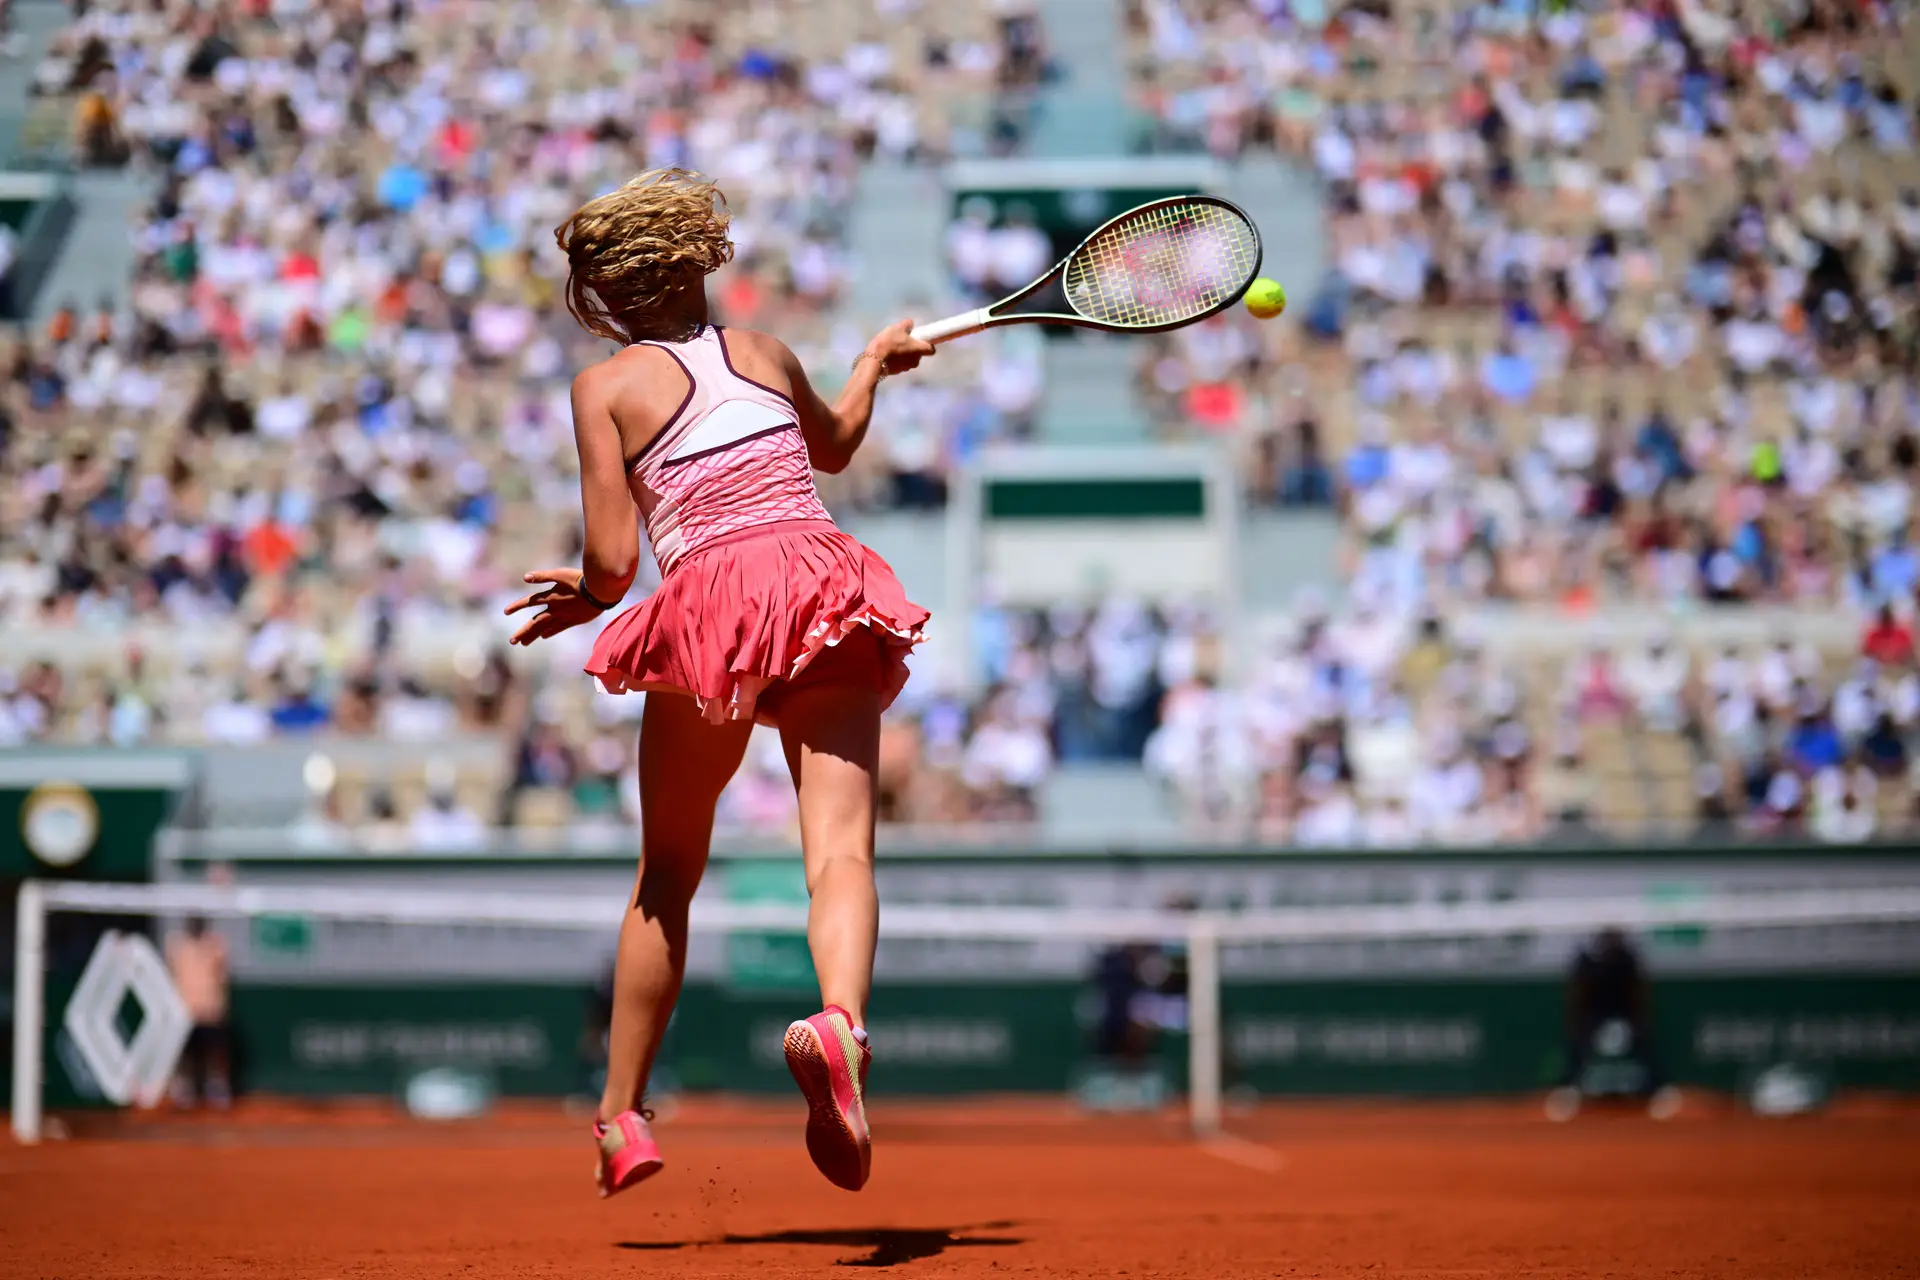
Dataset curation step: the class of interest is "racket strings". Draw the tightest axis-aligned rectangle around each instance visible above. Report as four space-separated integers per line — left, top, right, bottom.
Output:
1063 201 1259 329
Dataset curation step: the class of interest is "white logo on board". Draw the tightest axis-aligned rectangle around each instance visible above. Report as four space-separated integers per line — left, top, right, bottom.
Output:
62 932 193 1106
21 782 100 868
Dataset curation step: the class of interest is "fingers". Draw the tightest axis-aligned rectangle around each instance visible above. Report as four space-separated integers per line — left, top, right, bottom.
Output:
508 594 608 644
506 569 584 616
876 319 934 373
894 320 933 355
504 586 557 615
890 319 934 355
509 608 570 646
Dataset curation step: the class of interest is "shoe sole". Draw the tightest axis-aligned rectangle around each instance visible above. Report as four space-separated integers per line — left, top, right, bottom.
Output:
595 1148 664 1200
784 1020 870 1191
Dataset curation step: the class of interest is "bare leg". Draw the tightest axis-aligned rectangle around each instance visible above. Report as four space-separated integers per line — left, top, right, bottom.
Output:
599 692 750 1122
775 669 883 1028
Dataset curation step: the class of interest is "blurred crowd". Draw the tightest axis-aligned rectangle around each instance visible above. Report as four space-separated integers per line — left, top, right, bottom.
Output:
1125 0 1918 597
7 0 1918 848
1145 594 1919 844
1 0 1064 834
1106 0 1920 841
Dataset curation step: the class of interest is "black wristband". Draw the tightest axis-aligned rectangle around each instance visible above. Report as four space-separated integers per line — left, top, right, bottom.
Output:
579 579 620 611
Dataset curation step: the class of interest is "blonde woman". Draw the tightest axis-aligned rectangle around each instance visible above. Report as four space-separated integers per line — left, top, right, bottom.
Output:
506 169 934 1196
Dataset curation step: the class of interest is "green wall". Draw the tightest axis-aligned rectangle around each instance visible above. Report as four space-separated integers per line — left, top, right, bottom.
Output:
198 975 1920 1101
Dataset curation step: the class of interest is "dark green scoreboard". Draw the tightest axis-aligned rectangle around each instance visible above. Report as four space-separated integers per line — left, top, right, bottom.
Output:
945 156 1226 263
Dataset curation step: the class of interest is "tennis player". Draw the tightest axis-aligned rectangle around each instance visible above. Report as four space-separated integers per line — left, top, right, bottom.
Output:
505 168 934 1197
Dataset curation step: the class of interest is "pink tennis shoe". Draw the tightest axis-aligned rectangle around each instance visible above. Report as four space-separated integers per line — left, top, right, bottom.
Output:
593 1109 664 1199
783 1006 872 1191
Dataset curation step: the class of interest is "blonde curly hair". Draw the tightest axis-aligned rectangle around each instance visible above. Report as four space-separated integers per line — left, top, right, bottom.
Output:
554 168 734 343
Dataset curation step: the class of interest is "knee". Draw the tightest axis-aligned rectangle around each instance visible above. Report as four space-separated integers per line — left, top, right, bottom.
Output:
635 849 705 909
804 850 874 896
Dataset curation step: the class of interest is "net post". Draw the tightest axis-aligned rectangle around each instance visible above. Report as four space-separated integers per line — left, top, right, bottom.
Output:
1187 919 1222 1137
12 880 49 1145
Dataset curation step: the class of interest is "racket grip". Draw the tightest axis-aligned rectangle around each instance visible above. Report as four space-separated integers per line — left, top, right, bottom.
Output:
911 309 991 345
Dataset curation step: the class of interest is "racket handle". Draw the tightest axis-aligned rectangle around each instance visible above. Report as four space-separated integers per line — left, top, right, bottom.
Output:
911 309 991 345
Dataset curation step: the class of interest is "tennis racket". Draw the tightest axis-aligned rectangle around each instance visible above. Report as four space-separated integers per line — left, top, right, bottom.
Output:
913 194 1262 345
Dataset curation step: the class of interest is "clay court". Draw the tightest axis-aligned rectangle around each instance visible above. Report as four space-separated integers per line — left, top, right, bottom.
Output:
7 1098 1918 1278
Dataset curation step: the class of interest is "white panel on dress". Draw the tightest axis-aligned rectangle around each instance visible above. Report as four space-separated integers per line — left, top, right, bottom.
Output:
665 399 794 463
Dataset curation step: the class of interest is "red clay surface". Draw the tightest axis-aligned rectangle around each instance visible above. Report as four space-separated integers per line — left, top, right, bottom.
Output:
6 1096 1919 1278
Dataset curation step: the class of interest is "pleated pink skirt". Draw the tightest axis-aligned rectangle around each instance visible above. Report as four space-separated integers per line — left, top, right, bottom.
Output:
585 519 929 726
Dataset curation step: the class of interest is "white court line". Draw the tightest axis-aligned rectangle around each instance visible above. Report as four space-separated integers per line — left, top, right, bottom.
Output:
1199 1134 1286 1173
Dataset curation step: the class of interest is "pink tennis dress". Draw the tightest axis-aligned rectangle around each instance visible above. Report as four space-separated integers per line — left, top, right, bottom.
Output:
585 326 928 725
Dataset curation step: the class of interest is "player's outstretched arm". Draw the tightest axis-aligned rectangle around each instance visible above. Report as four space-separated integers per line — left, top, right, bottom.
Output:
782 319 933 474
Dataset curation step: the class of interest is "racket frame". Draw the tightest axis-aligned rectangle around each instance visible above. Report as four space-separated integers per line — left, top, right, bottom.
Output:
912 194 1263 345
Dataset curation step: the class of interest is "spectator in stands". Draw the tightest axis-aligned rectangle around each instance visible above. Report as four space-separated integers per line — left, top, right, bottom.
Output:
409 765 487 852
1258 413 1336 507
352 787 409 851
946 197 999 302
1406 729 1484 843
267 669 329 735
289 783 352 851
202 681 270 745
1749 749 1808 834
961 689 1051 821
1147 672 1256 830
1293 771 1362 847
1566 648 1628 723
1620 636 1690 733
986 204 1051 297
1863 603 1916 666
74 87 126 167
511 710 580 796
1859 710 1910 779
1811 759 1879 845
1693 761 1736 831
1786 699 1846 777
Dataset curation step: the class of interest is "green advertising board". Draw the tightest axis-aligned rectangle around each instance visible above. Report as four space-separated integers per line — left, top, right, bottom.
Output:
101 838 1920 1102
220 981 1076 1099
0 750 194 882
204 974 1920 1100
1 750 196 1110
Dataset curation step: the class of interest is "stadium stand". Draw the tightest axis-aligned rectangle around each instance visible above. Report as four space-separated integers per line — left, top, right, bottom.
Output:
1118 0 1919 842
0 0 1914 846
0 0 1072 834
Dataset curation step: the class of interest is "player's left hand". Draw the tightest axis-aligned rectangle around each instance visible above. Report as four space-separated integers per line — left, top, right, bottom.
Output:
505 569 606 646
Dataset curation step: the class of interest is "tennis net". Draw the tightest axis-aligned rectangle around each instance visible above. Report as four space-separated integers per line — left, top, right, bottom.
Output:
15 878 1920 1143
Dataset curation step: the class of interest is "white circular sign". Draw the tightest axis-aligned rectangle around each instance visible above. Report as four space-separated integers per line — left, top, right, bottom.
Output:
22 782 100 868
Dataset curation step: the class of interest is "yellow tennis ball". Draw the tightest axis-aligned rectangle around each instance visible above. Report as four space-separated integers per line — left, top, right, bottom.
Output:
1243 277 1287 320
